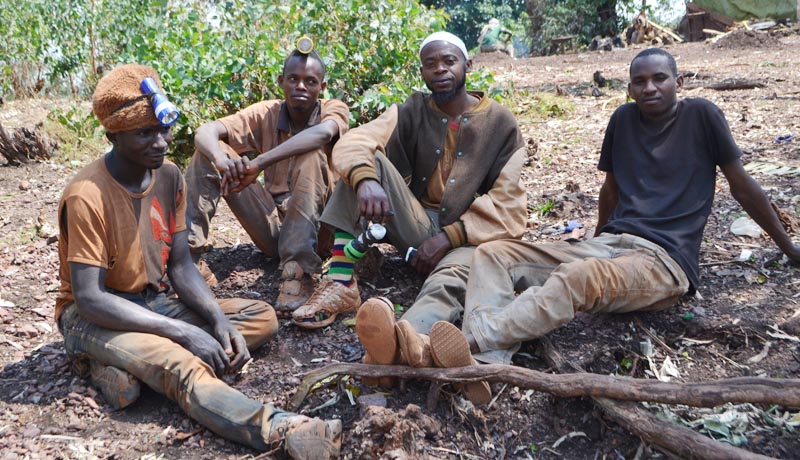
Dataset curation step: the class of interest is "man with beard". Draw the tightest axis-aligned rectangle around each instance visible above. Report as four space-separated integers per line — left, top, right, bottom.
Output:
184 45 349 317
293 31 526 402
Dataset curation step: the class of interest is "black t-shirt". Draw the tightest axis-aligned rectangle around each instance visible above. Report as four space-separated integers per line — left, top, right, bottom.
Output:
598 98 741 288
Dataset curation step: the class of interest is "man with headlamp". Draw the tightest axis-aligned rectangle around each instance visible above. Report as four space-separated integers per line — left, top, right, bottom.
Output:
184 38 349 317
55 63 342 459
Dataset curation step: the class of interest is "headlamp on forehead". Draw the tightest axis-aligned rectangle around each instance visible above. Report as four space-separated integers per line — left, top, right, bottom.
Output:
140 77 180 127
296 36 315 54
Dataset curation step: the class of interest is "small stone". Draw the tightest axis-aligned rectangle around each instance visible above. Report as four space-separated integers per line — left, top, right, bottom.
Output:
358 393 387 417
18 180 30 191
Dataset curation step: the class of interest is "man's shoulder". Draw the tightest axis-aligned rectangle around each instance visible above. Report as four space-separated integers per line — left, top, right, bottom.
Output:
679 97 721 115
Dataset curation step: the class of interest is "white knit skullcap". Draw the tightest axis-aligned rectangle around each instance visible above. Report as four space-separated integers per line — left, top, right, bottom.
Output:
419 32 469 60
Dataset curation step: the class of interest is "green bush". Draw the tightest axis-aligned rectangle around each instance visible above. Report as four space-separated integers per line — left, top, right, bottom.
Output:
4 1 505 164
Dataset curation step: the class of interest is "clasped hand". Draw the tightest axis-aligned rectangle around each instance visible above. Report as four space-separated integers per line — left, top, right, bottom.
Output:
216 156 260 196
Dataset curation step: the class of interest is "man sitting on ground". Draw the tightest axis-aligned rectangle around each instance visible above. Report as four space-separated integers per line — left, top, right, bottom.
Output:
294 32 527 404
426 48 800 372
184 44 349 316
56 64 341 459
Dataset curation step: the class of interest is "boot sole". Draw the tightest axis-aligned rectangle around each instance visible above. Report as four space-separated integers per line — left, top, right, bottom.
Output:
429 321 491 406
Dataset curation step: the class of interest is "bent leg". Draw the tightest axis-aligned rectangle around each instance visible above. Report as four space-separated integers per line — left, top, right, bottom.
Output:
468 234 689 361
59 307 276 450
402 246 474 335
185 144 282 258
278 148 333 275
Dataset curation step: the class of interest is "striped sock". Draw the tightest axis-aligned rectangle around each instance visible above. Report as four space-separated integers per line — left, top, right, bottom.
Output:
329 230 355 286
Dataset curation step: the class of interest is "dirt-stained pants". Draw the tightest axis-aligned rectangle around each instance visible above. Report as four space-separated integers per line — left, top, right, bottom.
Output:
59 292 282 451
184 143 333 275
320 151 473 332
464 234 690 364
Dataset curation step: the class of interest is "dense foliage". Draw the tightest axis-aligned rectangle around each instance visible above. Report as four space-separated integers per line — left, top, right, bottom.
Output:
2 0 464 159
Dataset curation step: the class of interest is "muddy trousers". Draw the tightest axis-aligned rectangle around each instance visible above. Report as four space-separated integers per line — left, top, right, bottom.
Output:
464 233 690 364
320 151 474 334
184 145 333 275
59 292 281 451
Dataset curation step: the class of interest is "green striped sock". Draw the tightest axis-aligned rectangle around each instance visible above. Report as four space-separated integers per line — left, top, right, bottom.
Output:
329 230 354 285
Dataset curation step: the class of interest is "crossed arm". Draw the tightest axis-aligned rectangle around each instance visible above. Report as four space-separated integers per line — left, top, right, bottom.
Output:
70 230 250 375
195 119 340 195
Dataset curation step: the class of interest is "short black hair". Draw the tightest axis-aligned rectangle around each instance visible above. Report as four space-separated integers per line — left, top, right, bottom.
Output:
631 48 678 77
282 49 326 79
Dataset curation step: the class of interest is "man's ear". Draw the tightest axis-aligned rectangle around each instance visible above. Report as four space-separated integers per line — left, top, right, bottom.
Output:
105 131 116 144
465 59 473 73
675 74 684 91
278 75 284 85
320 80 327 92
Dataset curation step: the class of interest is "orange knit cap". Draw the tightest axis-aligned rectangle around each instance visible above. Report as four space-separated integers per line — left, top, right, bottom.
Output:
92 64 165 133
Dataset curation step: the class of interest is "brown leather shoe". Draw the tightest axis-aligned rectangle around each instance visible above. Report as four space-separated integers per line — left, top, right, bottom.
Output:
292 278 360 329
396 320 433 368
356 297 399 386
89 361 140 410
269 413 342 460
429 321 491 406
275 261 315 317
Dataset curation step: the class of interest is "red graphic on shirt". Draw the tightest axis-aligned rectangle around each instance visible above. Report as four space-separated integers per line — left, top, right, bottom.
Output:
150 197 175 275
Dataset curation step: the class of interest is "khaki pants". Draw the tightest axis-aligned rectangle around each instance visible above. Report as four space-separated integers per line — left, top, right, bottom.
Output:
321 152 472 332
184 143 334 274
464 234 690 364
59 291 282 451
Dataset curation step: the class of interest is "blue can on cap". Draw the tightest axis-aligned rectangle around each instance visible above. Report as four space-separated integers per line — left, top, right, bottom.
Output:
140 77 180 127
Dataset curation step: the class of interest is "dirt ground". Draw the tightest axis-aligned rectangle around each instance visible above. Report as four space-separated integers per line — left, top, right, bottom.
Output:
1 31 800 460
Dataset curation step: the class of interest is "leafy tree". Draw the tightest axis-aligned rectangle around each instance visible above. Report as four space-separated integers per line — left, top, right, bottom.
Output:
2 0 466 162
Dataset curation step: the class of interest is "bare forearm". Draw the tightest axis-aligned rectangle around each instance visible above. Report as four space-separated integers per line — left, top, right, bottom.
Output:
75 291 189 342
194 121 229 164
595 184 617 236
252 120 337 170
731 179 795 251
168 262 226 326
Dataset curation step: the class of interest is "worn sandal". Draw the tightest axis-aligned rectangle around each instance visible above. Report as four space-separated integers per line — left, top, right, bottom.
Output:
429 321 492 405
292 278 360 329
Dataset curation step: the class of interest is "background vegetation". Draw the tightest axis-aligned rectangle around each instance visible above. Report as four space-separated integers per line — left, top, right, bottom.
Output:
2 0 677 160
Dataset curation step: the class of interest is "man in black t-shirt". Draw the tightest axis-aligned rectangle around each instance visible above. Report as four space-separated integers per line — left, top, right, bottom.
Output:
425 48 800 367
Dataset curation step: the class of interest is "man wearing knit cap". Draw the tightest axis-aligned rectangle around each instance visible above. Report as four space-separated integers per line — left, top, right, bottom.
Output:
184 47 349 317
296 32 527 404
56 64 341 459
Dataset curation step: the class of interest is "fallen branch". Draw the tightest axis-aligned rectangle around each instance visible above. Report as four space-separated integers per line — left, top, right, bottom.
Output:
598 398 775 460
288 362 800 412
539 337 776 460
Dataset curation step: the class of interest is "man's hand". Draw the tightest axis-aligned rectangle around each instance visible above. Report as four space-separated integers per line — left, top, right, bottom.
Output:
211 320 251 374
217 156 252 196
225 159 261 194
178 324 231 376
356 179 392 222
782 244 800 264
409 232 451 275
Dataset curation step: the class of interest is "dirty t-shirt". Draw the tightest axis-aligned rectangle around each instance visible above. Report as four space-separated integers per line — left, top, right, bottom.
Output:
598 98 741 289
218 99 350 198
55 157 187 321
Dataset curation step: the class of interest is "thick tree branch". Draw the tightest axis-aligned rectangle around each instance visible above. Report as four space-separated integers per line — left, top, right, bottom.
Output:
288 362 800 412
